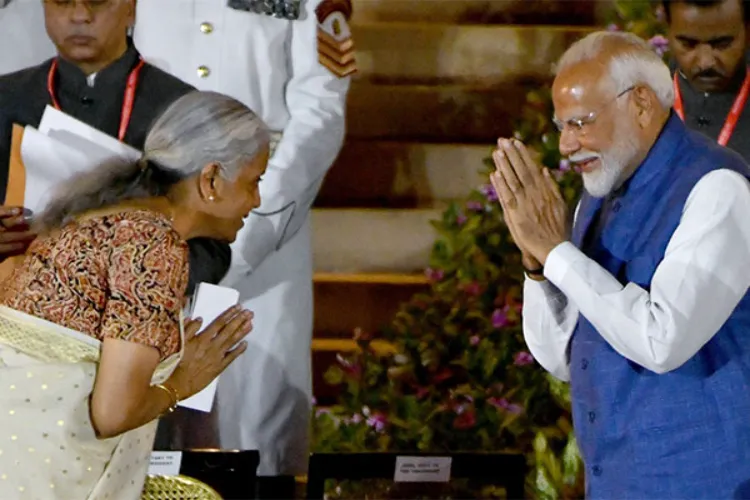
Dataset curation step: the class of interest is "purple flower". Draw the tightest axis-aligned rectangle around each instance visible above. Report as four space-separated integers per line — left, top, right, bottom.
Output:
469 335 480 346
488 397 524 415
311 396 317 406
558 159 571 172
350 413 363 424
479 184 498 202
513 351 534 366
466 200 484 212
425 267 444 282
366 413 387 432
491 308 509 329
648 35 669 57
606 23 620 32
456 212 468 226
315 407 331 417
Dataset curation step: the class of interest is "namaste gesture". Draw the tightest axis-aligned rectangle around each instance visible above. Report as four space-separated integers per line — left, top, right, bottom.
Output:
490 138 569 270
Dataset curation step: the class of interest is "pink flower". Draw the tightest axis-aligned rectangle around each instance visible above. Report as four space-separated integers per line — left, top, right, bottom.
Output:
425 267 444 282
606 23 620 32
558 159 571 172
466 200 484 212
469 335 480 346
456 212 468 226
366 413 387 432
336 353 362 377
463 281 482 296
488 397 524 415
491 308 509 328
648 35 669 57
513 351 534 366
350 413 363 424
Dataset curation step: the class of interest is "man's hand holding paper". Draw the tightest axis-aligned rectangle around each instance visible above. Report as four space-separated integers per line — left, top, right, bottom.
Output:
0 206 35 261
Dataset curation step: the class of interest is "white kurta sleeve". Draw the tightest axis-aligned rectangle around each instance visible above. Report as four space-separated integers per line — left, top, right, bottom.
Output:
522 277 580 382
232 0 352 273
543 169 750 375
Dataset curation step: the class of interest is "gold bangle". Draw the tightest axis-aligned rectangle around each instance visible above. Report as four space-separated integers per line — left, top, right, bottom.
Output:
154 383 179 414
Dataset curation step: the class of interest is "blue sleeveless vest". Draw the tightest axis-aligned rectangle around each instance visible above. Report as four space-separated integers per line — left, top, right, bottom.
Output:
569 114 750 498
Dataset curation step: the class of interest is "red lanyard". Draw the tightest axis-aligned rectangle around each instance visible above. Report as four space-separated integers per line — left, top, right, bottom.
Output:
46 57 146 142
673 66 750 146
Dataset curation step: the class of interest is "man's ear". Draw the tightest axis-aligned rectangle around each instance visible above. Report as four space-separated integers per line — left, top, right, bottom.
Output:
198 163 222 202
632 85 656 128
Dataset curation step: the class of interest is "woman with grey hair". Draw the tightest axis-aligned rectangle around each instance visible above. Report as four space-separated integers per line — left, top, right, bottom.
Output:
0 90 269 499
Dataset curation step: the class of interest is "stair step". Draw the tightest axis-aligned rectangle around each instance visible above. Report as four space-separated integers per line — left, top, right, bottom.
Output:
313 273 429 337
347 82 533 142
314 271 429 285
312 338 395 353
352 23 590 85
312 208 440 274
351 0 597 25
318 141 491 208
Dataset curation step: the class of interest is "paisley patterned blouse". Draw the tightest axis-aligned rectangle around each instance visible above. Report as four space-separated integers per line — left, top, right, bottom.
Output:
0 210 189 360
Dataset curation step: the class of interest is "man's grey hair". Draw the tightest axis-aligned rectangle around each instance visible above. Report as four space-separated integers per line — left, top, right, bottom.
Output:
556 31 674 108
35 90 269 230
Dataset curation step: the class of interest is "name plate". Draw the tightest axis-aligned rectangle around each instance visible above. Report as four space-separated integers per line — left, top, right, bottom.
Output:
394 456 452 483
148 451 183 476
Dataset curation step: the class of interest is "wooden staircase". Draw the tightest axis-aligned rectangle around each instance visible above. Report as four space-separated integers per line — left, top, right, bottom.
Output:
311 0 599 404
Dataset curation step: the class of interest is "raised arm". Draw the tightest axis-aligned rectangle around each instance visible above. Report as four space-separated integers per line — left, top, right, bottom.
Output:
543 169 750 374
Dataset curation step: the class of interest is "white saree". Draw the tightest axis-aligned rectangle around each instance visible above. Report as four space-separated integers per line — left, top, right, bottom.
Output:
0 305 182 499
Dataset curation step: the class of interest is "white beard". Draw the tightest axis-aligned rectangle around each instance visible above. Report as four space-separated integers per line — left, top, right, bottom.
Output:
571 122 641 198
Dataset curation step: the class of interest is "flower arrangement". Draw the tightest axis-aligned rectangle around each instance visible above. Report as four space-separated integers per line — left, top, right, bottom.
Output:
311 2 668 498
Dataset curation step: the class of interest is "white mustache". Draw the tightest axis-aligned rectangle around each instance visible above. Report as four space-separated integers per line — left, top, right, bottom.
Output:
568 151 601 164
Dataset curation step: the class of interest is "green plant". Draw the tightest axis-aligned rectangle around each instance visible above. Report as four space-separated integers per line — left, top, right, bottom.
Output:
312 2 666 498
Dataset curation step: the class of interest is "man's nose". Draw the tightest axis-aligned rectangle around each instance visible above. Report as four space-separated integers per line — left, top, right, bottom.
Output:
695 44 717 72
558 127 581 157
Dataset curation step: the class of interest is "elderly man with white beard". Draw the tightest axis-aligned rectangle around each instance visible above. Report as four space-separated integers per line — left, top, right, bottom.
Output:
490 30 750 498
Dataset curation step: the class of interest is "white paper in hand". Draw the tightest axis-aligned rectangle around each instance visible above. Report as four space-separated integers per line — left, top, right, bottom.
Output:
38 105 140 163
177 283 240 412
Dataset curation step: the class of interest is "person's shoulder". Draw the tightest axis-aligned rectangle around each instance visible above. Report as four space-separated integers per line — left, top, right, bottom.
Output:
95 209 186 252
0 59 52 99
140 60 195 98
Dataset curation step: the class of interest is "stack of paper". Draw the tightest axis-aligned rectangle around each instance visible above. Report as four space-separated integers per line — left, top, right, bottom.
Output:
10 106 141 214
179 283 241 412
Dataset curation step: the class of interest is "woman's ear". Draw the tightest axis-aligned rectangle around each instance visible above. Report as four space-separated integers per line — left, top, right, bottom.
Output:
198 163 222 202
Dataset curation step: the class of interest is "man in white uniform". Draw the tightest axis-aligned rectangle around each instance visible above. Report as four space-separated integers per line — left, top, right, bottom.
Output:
0 0 54 75
133 0 354 492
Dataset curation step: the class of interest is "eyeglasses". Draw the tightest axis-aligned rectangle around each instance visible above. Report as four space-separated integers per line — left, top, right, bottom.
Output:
552 86 635 135
44 0 112 12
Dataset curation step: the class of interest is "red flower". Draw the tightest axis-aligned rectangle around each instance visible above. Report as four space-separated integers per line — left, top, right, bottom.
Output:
453 405 477 430
431 367 453 384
